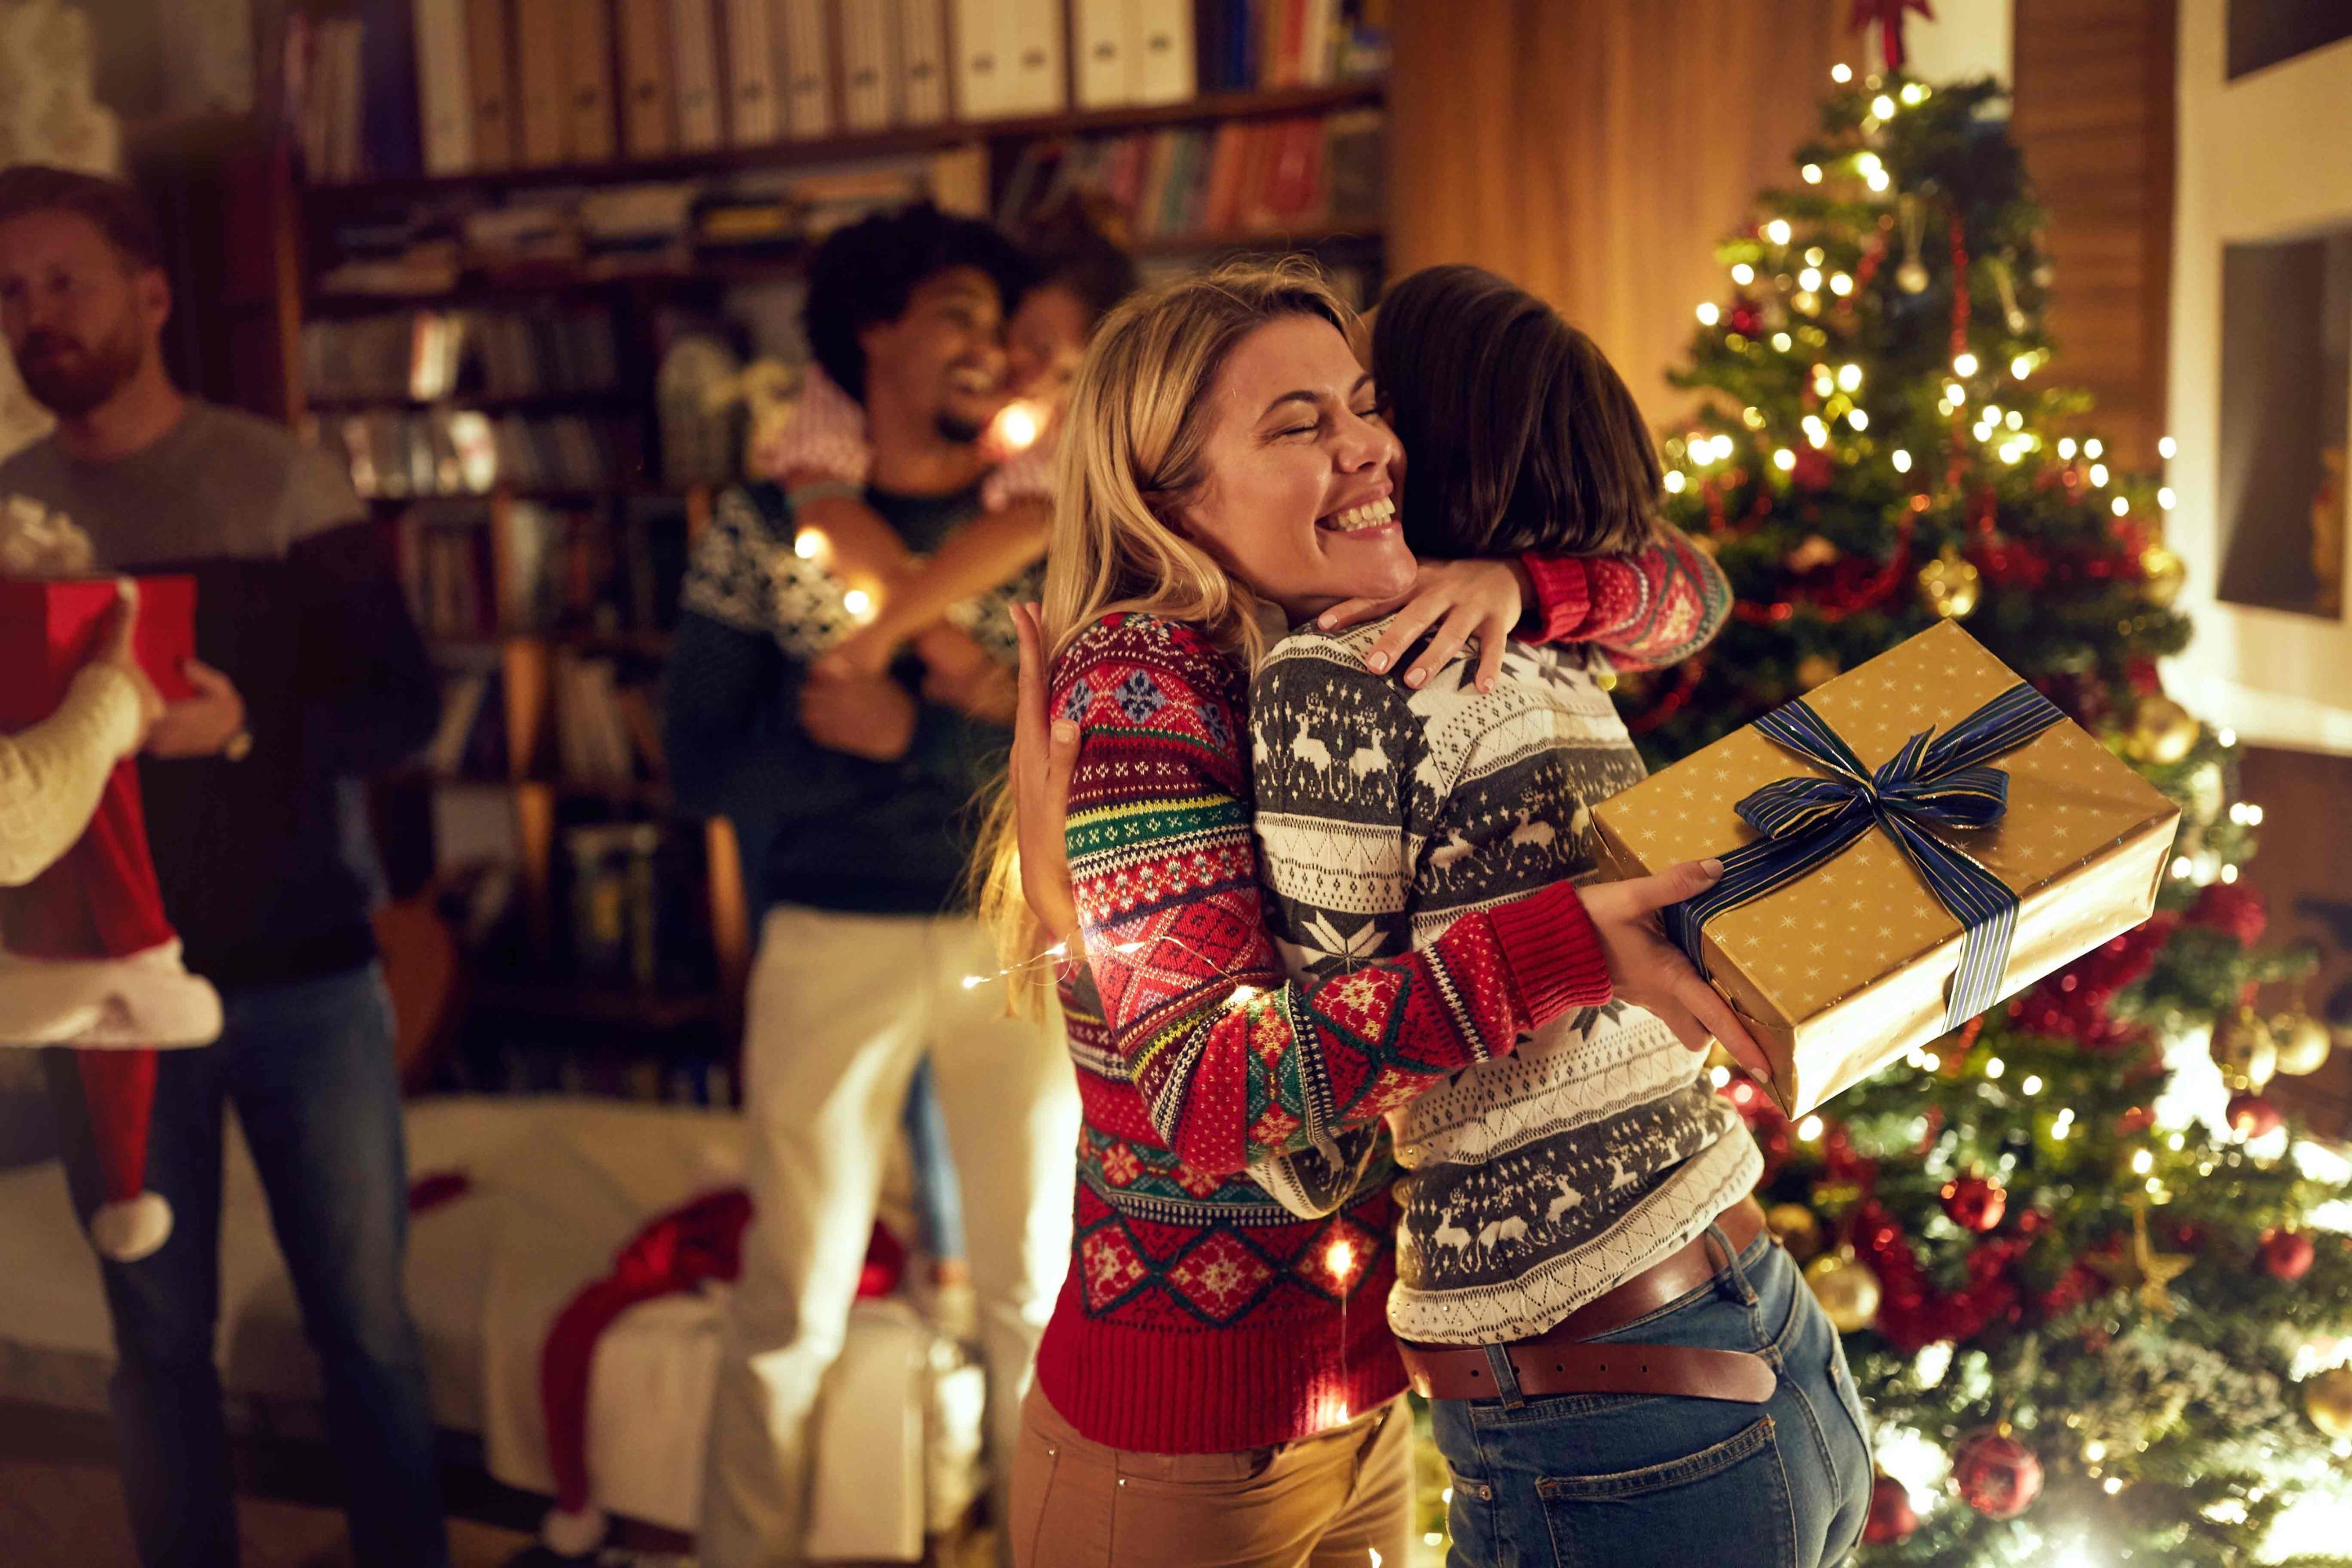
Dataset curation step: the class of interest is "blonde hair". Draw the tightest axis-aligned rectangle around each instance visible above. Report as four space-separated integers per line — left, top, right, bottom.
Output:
975 258 1360 1000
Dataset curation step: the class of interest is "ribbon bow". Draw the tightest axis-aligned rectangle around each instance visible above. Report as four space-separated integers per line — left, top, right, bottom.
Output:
1664 681 2065 1031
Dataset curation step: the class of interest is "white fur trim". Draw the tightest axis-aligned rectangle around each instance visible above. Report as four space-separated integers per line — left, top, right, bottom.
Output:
540 1505 608 1558
90 1191 172 1261
0 941 221 1049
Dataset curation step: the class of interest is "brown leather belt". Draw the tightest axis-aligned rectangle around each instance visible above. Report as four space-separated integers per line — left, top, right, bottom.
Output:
1399 1196 1777 1406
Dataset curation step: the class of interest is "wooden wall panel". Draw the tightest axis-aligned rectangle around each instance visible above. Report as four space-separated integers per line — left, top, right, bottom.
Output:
1387 0 1857 423
2011 0 2178 468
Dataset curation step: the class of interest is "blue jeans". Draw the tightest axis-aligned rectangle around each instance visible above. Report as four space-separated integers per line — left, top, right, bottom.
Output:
46 963 449 1568
1432 1231 1872 1568
901 1054 967 1262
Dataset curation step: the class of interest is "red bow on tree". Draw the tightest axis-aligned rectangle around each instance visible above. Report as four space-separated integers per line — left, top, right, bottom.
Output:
1852 0 1935 71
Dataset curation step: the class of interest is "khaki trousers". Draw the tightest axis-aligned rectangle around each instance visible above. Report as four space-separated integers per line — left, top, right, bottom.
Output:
1009 1384 1414 1568
701 907 1083 1566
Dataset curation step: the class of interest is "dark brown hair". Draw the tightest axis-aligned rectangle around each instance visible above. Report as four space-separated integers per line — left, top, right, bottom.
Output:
0 165 165 272
1372 264 1660 560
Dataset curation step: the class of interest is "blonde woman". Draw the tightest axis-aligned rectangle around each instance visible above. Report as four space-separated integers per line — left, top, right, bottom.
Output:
989 262 1734 1567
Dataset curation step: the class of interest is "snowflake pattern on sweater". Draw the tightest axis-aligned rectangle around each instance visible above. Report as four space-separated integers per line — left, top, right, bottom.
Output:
1035 611 1612 1451
1250 624 1762 1345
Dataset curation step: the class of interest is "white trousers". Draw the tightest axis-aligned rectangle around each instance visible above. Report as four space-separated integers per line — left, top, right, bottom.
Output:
701 906 1081 1566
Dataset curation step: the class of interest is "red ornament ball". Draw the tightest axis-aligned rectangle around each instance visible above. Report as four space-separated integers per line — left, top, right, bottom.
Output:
1940 1172 2008 1233
1951 1428 2043 1520
2227 1093 2283 1139
1863 1473 1918 1544
2187 882 2268 946
2260 1229 2317 1281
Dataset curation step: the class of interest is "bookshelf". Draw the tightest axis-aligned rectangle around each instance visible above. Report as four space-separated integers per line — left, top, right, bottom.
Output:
271 3 1391 1096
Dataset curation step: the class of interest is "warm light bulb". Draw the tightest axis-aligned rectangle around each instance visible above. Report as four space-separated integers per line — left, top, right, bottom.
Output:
2085 438 2104 459
1798 267 1823 292
1871 93 1896 118
2247 804 2265 826
1953 351 1980 376
794 528 826 560
2170 855 2193 878
2132 1149 2154 1174
1831 63 1853 83
2058 437 2078 459
1865 169 1890 193
995 399 1044 453
2159 435 2177 459
1892 448 1912 473
1773 448 1796 471
961 975 986 989
1847 409 1869 431
1813 370 1835 397
1697 302 1722 326
1798 1115 1824 1142
1857 152 1883 178
1901 82 1929 105
2219 728 2236 746
1945 382 1967 405
1805 247 1825 266
2011 354 2035 379
1802 162 1824 183
2090 463 2110 487
2158 486 2176 510
2112 496 2129 517
1732 262 1756 285
843 587 874 618
1228 984 1263 1004
2023 1075 2043 1095
1327 1239 1356 1279
1830 271 1854 296
1663 470 1687 495
1772 332 1793 352
2221 863 2240 884
1803 416 1829 448
1766 219 1793 245
1709 1065 1731 1088
1838 363 1863 392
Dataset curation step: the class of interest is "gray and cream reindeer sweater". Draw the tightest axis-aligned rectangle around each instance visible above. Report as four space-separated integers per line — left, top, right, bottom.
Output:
1249 623 1762 1346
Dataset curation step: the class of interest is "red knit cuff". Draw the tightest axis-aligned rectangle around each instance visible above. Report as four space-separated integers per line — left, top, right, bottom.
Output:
1517 553 1596 644
1486 881 1613 1032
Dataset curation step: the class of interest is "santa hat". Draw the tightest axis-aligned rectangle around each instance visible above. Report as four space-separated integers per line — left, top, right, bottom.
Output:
2 500 219 1261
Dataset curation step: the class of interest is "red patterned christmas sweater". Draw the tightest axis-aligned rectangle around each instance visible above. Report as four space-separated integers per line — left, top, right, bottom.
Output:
1032 612 1617 1454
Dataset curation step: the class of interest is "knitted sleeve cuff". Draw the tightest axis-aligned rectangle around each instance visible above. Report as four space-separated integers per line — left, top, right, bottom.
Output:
1486 880 1613 1032
63 663 143 763
1517 553 1596 644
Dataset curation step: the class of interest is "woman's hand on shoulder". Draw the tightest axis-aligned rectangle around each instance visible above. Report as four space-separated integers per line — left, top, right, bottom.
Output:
1317 558 1534 695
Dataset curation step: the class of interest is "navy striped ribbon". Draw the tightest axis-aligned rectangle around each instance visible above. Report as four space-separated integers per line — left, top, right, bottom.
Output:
1661 681 2067 1031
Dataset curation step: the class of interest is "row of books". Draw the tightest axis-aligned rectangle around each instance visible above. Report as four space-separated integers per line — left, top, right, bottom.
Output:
1000 107 1378 241
312 150 984 296
321 410 632 498
400 499 691 642
289 0 1384 182
304 308 625 402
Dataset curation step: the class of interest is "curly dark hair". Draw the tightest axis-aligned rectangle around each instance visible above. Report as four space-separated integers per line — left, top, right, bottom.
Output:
0 165 164 272
802 201 1037 402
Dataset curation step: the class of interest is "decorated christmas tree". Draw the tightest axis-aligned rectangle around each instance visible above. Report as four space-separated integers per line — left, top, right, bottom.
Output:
1606 59 2352 1568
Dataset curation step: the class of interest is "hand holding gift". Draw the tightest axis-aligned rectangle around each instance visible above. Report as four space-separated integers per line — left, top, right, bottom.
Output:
1593 621 2180 1117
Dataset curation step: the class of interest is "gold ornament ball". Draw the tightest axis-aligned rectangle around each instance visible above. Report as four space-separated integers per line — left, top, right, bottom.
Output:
2125 694 2199 767
1896 259 1931 294
1767 1203 1826 1262
1796 653 1841 691
2212 1007 2279 1091
2140 543 2187 608
2272 1011 2334 1078
1805 1250 1882 1333
2305 1367 2352 1441
1918 547 1982 620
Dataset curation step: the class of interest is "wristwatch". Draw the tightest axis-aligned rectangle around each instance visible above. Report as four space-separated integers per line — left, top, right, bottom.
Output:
222 729 253 762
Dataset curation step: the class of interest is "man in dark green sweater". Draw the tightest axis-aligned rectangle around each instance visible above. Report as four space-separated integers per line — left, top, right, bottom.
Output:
666 205 1081 1566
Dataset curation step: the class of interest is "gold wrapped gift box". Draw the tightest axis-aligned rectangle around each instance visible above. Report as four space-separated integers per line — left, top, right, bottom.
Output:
1592 621 2180 1117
